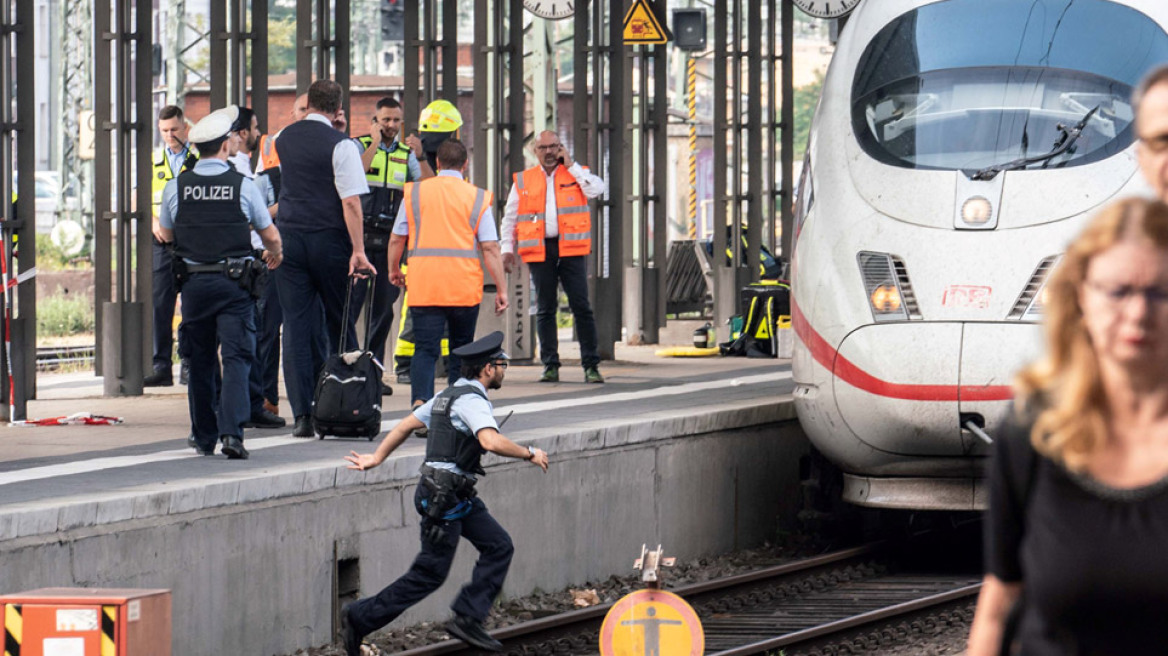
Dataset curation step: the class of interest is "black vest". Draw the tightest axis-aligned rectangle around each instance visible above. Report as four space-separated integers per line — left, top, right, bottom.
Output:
425 385 489 476
258 168 282 208
173 168 252 264
274 119 348 233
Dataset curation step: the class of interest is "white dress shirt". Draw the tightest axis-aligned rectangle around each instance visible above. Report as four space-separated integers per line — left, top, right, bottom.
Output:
499 163 607 254
304 113 370 200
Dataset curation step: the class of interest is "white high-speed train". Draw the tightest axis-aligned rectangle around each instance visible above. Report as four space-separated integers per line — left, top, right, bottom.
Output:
791 0 1168 510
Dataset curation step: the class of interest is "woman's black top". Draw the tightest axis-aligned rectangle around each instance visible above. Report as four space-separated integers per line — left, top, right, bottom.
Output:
986 414 1168 655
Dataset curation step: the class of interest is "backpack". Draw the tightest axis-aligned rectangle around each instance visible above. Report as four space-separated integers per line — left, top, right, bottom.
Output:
311 275 383 440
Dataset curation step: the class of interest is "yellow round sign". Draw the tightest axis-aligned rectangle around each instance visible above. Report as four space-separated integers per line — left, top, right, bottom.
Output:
599 589 704 656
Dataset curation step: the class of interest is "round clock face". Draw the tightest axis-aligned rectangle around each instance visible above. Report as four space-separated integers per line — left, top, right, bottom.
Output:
523 0 575 20
792 0 862 19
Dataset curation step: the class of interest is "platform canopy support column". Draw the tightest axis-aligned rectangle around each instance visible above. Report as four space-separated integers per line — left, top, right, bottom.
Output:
0 0 37 419
209 0 268 136
623 29 668 345
295 0 351 121
94 0 154 397
404 0 459 120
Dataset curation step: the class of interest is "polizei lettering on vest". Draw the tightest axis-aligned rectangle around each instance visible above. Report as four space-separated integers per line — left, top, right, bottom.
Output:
183 185 236 201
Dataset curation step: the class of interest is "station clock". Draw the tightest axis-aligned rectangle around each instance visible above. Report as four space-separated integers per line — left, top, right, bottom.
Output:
791 0 863 19
523 0 575 20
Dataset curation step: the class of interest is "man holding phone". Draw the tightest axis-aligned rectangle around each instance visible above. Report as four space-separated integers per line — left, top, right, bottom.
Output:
500 130 607 384
358 98 434 392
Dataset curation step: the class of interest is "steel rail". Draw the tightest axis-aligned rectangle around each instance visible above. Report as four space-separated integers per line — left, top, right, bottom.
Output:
387 542 889 656
707 583 981 655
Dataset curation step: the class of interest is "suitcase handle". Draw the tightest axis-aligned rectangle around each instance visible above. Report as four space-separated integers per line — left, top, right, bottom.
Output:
339 273 376 354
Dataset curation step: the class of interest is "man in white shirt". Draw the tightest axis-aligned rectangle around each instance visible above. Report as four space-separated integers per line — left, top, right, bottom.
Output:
500 130 607 384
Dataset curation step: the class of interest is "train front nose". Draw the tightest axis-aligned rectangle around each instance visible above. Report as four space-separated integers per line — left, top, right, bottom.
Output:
832 322 1041 458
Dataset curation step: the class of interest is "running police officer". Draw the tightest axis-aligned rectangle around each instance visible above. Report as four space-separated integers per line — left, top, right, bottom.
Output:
341 331 548 655
157 107 283 459
357 97 433 393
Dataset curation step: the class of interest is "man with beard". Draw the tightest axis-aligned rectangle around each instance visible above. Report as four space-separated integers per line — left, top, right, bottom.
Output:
357 98 434 393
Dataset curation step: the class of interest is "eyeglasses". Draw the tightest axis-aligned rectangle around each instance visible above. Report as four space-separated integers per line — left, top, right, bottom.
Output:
491 360 509 369
1085 280 1168 306
535 144 562 151
1138 134 1168 154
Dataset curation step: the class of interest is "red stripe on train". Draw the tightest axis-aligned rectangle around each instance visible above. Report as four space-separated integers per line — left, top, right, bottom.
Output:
790 299 1014 402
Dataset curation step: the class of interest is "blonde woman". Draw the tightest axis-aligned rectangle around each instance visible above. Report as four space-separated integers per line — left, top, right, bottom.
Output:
967 197 1168 655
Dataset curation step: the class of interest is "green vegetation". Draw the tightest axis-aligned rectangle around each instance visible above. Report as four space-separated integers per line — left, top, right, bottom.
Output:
793 71 825 160
38 293 94 337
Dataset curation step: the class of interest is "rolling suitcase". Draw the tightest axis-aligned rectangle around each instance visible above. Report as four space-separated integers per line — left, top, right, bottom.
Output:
311 273 383 440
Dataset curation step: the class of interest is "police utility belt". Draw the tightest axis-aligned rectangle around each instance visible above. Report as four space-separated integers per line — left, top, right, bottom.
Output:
418 464 477 521
172 253 268 299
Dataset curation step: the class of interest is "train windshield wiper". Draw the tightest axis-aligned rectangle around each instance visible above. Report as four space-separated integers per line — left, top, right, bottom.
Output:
967 105 1100 181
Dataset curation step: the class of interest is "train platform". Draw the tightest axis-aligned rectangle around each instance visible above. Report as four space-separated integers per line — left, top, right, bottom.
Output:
0 341 805 656
0 343 795 537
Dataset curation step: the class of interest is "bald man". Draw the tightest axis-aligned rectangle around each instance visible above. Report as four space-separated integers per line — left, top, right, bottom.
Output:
1136 65 1168 201
499 130 607 384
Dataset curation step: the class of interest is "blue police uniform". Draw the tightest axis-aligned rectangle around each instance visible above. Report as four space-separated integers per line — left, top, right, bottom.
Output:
159 151 273 457
344 333 517 652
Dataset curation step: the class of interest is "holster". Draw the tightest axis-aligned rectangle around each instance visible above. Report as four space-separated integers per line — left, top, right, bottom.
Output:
418 466 477 522
171 255 190 292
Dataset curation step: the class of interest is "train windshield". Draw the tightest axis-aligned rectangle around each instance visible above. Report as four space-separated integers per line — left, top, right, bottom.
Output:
852 0 1168 172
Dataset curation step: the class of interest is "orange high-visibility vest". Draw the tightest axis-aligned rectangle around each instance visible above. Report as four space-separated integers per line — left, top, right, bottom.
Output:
403 176 494 307
512 165 592 263
258 134 281 170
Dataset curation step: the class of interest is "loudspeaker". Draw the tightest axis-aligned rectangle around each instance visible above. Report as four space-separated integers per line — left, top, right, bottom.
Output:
673 9 707 52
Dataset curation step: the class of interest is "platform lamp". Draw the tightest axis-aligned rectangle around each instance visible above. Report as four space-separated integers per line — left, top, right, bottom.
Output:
673 8 707 52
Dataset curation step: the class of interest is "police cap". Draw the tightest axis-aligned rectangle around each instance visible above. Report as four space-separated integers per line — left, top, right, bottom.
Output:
189 106 240 144
452 331 508 366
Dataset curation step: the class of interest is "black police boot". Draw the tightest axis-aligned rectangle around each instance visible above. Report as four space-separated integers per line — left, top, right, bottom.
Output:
220 435 249 460
292 415 315 438
189 434 214 456
339 606 363 656
243 408 286 429
445 614 503 652
143 368 173 387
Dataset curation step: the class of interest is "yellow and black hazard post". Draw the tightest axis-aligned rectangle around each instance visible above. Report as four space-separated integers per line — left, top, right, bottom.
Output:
687 55 699 239
4 603 22 656
101 605 117 656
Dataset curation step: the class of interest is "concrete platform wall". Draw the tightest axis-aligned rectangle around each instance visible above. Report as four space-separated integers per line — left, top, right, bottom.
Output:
0 405 807 656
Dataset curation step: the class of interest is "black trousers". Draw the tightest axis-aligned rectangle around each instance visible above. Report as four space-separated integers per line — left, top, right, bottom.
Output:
346 490 514 637
365 231 401 369
529 238 600 369
151 239 178 372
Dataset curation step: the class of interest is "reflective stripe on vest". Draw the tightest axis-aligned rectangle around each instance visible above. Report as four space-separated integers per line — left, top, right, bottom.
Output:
513 165 591 263
359 137 410 191
151 146 198 216
403 177 494 307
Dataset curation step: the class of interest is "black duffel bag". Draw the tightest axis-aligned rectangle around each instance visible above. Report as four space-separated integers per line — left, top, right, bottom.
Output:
311 273 383 440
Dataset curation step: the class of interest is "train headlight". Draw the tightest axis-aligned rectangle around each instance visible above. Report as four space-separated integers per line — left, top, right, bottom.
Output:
857 251 916 322
961 196 993 225
870 284 903 312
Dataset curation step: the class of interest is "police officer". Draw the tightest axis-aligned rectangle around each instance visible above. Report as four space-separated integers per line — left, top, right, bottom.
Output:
146 105 199 387
357 97 433 393
341 331 548 655
157 106 283 459
386 138 509 413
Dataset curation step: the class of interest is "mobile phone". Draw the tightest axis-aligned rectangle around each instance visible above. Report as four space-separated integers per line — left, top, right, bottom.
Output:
557 156 565 165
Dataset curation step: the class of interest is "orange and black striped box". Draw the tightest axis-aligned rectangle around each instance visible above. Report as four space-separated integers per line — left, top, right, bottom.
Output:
2 588 170 656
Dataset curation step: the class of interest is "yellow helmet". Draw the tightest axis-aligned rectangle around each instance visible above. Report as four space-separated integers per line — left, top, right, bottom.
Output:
418 99 463 133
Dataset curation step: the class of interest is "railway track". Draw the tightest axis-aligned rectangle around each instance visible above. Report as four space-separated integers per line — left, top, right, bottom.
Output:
379 538 980 656
36 345 95 370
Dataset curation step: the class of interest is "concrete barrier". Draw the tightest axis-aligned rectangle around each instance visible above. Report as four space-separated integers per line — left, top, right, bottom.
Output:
0 397 806 655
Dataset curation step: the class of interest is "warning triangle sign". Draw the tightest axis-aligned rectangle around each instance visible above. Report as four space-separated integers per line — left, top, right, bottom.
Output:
622 0 671 45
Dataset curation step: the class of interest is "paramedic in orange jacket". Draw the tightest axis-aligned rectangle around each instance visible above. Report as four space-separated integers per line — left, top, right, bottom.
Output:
387 138 509 408
500 130 608 384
